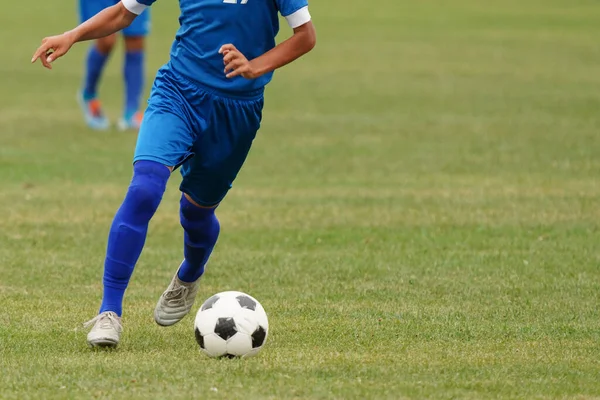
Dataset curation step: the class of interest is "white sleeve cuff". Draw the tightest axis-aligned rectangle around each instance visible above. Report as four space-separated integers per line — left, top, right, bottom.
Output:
122 0 148 15
285 6 311 29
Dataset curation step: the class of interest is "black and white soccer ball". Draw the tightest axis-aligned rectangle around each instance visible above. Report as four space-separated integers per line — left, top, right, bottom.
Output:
194 291 269 358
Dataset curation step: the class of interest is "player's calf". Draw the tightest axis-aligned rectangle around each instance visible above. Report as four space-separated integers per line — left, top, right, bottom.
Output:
178 194 220 283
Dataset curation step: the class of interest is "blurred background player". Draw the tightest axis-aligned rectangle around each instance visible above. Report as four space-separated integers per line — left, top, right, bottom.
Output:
78 0 150 130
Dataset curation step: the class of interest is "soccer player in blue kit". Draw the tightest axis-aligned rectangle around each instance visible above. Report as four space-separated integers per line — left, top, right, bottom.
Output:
78 0 150 130
32 0 316 348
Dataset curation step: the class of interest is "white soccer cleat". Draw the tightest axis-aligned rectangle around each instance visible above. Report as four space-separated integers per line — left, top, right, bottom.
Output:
84 311 122 348
154 268 201 327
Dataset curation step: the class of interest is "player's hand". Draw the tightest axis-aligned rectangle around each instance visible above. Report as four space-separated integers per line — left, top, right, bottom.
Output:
219 44 258 79
31 33 75 69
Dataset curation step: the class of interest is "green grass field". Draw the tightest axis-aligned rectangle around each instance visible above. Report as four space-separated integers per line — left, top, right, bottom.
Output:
2 0 600 398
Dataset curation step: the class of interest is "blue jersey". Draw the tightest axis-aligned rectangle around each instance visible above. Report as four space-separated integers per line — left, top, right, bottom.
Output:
123 0 311 96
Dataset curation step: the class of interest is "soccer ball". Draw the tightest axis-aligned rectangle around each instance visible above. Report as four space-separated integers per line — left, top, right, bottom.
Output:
194 291 269 358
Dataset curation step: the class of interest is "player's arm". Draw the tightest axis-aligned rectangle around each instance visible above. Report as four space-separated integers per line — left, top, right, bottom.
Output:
219 7 316 79
31 0 147 69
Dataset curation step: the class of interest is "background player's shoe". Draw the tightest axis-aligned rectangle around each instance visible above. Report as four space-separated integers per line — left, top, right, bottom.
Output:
77 91 110 130
154 265 201 327
117 111 143 131
84 311 122 348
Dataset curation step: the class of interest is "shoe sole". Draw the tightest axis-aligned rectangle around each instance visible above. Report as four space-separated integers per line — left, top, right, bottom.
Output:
154 309 187 327
88 338 119 348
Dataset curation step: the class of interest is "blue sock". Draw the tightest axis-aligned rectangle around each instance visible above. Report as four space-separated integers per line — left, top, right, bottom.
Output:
177 195 220 283
123 50 144 118
100 161 171 316
83 45 110 100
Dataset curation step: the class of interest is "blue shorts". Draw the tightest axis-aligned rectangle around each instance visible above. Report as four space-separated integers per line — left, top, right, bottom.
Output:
79 0 150 36
134 67 264 206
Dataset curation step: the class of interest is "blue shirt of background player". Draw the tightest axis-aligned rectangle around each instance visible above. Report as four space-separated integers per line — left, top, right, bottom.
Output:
134 0 309 96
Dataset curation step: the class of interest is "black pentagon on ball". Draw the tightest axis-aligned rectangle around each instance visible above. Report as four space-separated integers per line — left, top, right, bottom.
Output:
251 325 267 348
195 328 205 349
201 295 220 311
214 317 237 340
236 295 257 311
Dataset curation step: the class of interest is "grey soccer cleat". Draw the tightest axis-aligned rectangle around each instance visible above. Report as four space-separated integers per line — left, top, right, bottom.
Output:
154 267 201 327
84 311 122 348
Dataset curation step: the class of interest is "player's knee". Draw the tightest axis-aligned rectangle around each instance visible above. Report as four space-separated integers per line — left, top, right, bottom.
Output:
127 184 162 217
96 34 117 54
124 36 145 52
126 161 171 217
180 194 220 239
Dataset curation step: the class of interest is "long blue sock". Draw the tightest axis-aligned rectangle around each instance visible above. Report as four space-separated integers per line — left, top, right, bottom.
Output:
177 195 220 283
83 45 110 100
100 161 171 316
123 50 145 117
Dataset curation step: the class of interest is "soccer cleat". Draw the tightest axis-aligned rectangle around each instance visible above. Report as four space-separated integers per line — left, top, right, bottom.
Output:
77 91 110 130
154 265 201 327
117 111 143 131
84 311 122 348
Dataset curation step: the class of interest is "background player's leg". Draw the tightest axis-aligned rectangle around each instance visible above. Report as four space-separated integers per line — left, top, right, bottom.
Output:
77 0 116 130
119 36 145 130
177 193 220 283
119 8 150 131
82 36 116 102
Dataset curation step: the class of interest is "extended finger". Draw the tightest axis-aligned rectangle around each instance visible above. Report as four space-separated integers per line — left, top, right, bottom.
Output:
31 43 50 63
32 46 54 69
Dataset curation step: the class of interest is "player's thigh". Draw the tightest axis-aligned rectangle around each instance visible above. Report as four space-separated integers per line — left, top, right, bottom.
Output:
180 97 264 206
123 8 151 37
134 71 198 168
78 0 113 22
